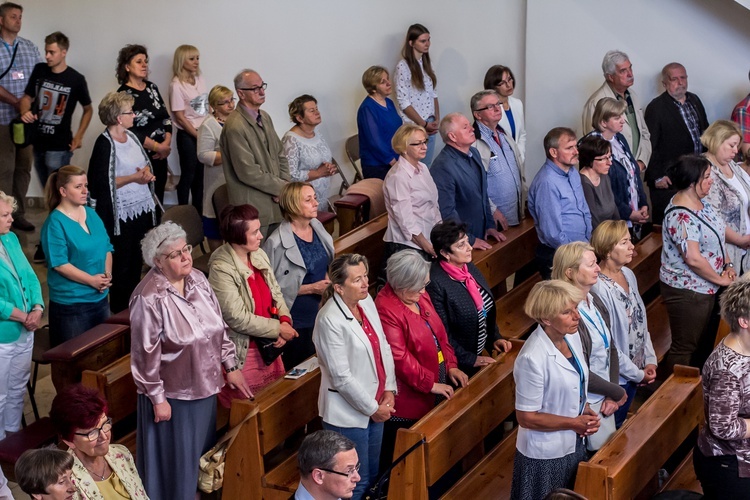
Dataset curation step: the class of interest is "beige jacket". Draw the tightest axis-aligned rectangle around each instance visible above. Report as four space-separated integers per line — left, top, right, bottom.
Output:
208 243 291 368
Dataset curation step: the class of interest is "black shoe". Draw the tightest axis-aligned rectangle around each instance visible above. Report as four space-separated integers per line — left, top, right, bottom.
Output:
33 244 45 264
11 216 35 231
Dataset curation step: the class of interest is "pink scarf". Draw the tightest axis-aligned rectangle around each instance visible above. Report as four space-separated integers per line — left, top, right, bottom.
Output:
439 261 484 311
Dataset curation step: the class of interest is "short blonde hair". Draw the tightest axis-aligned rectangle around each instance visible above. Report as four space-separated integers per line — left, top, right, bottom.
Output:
362 66 388 95
551 241 595 285
391 123 427 155
591 220 629 262
279 181 315 222
0 190 17 212
720 276 750 332
701 120 742 156
524 280 584 323
592 97 627 131
172 44 200 82
208 85 233 109
98 91 135 126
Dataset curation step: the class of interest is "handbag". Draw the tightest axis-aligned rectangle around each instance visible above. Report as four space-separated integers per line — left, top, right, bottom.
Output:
197 406 258 493
586 399 617 451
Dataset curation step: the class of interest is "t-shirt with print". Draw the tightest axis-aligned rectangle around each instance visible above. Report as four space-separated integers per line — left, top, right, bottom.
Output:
24 63 92 151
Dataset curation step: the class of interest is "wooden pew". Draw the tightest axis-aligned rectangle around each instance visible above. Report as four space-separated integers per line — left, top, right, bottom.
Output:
388 341 522 500
333 213 388 285
42 323 131 392
472 217 538 292
223 366 322 500
628 227 662 295
574 365 702 500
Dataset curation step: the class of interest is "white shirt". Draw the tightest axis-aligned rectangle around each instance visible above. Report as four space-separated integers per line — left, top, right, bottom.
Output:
394 59 437 123
578 294 611 404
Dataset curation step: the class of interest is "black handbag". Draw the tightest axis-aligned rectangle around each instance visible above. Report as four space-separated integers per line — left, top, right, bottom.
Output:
254 305 286 365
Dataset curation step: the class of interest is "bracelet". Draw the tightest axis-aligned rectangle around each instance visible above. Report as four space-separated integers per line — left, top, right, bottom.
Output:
151 142 158 153
226 365 239 373
31 306 43 312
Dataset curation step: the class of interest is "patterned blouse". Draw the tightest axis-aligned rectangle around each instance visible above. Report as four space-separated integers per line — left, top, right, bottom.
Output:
660 200 726 295
282 130 333 209
698 341 750 477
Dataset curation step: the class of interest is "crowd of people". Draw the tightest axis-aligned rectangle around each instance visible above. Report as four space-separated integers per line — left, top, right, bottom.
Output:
3 2 750 498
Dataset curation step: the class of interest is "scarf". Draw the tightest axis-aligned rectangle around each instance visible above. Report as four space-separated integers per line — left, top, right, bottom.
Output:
439 261 484 311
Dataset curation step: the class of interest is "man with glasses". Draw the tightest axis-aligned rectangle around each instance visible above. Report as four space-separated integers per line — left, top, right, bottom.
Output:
296 430 361 500
470 90 526 230
220 69 289 237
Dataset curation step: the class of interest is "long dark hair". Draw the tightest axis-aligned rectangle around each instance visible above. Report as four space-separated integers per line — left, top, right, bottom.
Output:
401 23 437 91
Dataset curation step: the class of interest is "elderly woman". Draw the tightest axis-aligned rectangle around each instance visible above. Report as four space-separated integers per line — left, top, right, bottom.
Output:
395 23 439 166
661 155 736 373
314 254 396 499
483 64 526 163
591 220 658 427
375 250 468 468
426 220 512 376
552 243 628 440
577 135 620 230
15 448 76 500
116 44 172 202
130 221 250 500
263 183 333 370
585 97 649 233
511 280 600 500
88 91 157 314
210 204 298 404
170 44 208 213
0 192 43 440
382 123 440 262
694 277 750 496
42 166 113 347
49 384 148 498
282 95 338 210
357 65 403 180
703 120 750 274
197 85 234 251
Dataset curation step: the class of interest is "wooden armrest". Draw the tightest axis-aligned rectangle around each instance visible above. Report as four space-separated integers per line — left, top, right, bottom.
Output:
43 324 130 362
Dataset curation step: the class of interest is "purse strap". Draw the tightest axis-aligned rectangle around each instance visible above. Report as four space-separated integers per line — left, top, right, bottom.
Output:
664 205 726 264
214 405 259 453
0 42 19 82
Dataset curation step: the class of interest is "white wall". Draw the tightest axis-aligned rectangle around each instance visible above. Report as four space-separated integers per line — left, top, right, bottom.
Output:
19 0 526 198
525 0 750 178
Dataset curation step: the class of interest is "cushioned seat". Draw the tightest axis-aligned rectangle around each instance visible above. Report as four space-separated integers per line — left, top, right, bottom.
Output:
0 417 57 481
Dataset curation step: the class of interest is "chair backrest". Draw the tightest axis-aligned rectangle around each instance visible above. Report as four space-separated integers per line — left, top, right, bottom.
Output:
345 135 363 183
212 184 230 223
162 205 205 249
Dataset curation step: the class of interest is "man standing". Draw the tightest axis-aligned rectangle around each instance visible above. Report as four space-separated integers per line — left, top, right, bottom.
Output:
296 431 360 500
528 127 592 280
645 62 708 224
470 90 526 230
0 2 40 231
582 50 651 171
430 112 505 249
220 69 289 237
20 31 92 189
731 69 750 159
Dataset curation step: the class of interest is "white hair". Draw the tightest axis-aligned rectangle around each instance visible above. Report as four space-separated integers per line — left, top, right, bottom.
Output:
141 221 186 267
601 50 629 76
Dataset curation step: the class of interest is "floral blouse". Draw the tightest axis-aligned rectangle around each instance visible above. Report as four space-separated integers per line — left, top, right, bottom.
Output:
660 200 726 295
69 444 148 499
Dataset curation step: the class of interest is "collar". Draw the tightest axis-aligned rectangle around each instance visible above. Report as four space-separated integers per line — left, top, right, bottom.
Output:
396 156 424 178
544 158 572 177
607 82 631 101
241 103 260 121
446 144 473 159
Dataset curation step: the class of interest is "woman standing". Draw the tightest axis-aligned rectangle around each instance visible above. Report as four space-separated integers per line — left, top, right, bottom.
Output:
395 24 439 166
170 44 208 213
263 182 334 370
314 254 396 499
577 135 620 230
483 64 526 163
703 120 750 274
356 66 402 180
130 221 250 500
41 166 113 346
0 191 43 440
116 44 172 202
197 85 235 250
661 155 736 373
88 91 157 314
282 95 337 210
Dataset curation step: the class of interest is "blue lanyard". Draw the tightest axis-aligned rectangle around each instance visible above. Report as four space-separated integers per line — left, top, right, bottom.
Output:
564 338 586 415
578 302 609 350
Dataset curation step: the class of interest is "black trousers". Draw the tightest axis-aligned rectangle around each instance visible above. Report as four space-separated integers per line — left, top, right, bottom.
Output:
110 211 154 313
176 129 203 215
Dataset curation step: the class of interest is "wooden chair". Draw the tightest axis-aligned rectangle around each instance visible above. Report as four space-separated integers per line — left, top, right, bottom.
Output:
26 325 51 421
212 183 230 223
344 134 364 185
161 204 212 275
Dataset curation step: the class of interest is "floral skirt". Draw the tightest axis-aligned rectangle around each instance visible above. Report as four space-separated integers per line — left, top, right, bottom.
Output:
218 343 285 407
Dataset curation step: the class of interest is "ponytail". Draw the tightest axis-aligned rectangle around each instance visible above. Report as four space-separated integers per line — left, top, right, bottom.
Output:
320 254 369 307
44 165 86 211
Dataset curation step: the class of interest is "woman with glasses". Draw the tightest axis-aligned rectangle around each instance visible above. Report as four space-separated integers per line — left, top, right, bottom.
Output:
197 85 235 251
484 65 527 163
577 135 620 230
88 91 157 314
49 384 148 498
130 221 250 500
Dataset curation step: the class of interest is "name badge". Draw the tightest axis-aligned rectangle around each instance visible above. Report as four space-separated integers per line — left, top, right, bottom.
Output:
437 350 444 364
11 70 24 80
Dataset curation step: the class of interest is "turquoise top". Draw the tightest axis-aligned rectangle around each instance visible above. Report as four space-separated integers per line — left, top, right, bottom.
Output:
0 231 43 343
41 207 113 305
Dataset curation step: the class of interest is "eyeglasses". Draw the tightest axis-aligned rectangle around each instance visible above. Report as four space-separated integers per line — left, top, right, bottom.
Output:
216 98 236 106
409 139 429 147
120 111 136 116
162 244 193 260
74 417 112 442
238 82 268 93
594 154 612 162
497 77 514 86
317 462 361 478
417 280 431 291
475 102 503 112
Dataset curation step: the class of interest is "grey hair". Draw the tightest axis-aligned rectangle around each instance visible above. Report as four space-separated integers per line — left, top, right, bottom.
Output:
386 250 430 292
297 430 356 478
601 50 629 76
141 221 187 267
470 90 501 112
0 190 17 212
233 68 257 90
438 112 464 143
98 91 135 126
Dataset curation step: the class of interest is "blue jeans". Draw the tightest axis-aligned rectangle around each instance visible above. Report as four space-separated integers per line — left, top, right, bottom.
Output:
323 420 384 500
423 133 437 167
34 149 73 190
48 297 111 347
614 381 638 428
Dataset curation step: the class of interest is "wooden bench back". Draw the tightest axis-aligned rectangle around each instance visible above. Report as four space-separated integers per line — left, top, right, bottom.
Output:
81 354 136 427
388 341 523 500
628 228 662 295
574 365 702 500
473 217 538 291
333 212 388 284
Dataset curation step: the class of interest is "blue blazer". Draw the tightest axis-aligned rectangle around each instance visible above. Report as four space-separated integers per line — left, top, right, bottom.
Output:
0 232 43 343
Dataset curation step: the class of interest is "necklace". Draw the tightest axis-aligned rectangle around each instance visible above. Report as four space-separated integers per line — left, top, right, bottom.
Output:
731 333 750 356
84 461 109 481
61 205 83 223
